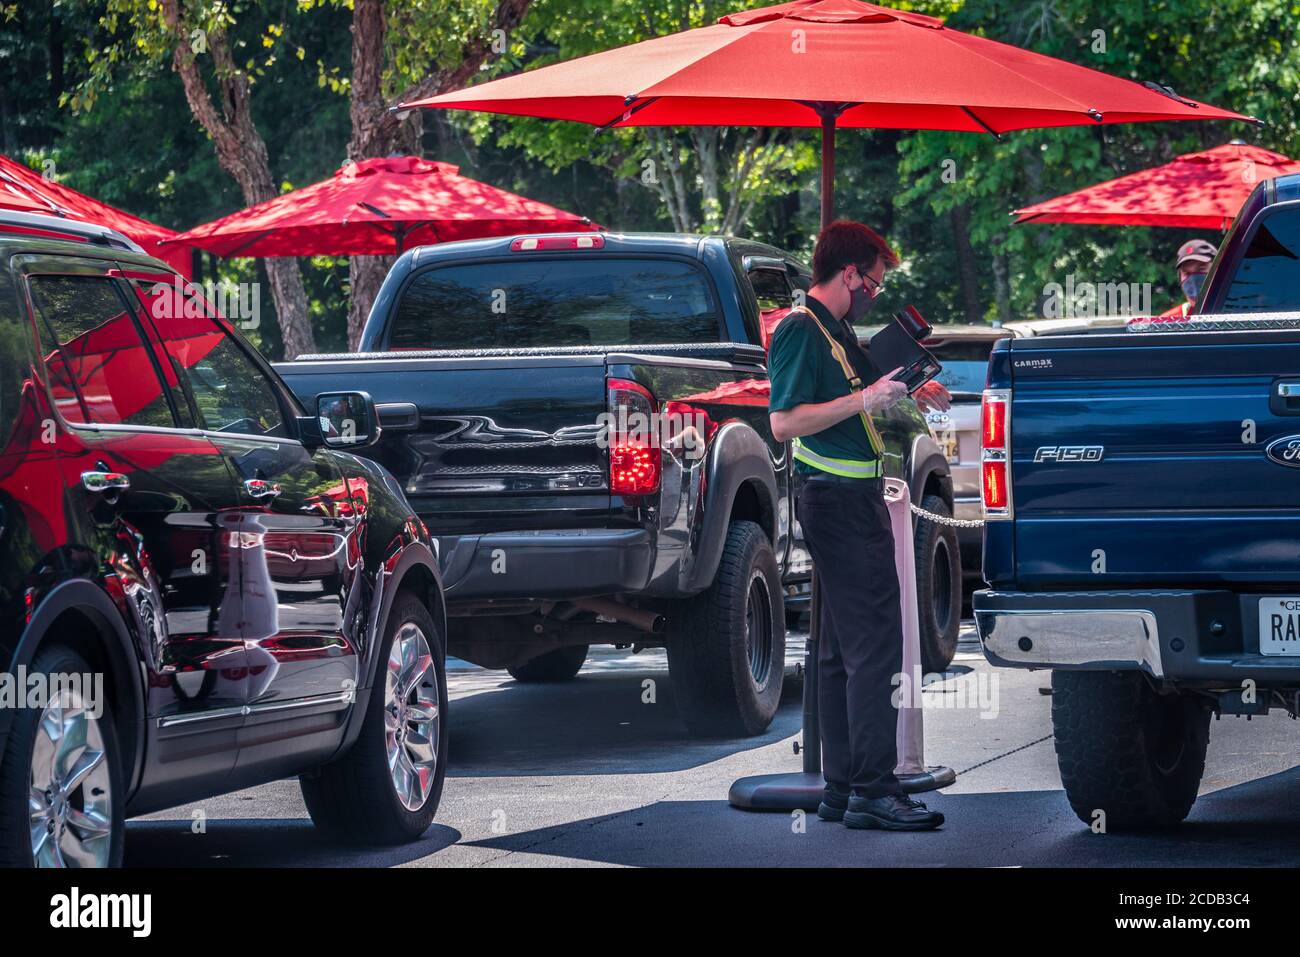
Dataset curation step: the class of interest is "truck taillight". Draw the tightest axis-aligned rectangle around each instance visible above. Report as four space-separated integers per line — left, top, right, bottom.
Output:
981 396 1007 450
980 389 1011 518
510 234 605 252
982 460 1008 511
607 377 660 496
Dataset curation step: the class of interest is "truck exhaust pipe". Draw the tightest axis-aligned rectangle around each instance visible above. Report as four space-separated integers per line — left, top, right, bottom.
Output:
571 598 666 634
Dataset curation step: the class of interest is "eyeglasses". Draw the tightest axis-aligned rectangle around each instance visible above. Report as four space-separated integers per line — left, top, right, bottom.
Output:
859 267 884 296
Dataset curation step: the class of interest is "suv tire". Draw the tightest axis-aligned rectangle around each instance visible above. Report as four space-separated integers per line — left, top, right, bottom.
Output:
508 644 588 683
0 644 124 868
1052 670 1209 829
913 493 961 674
301 591 448 845
667 520 785 737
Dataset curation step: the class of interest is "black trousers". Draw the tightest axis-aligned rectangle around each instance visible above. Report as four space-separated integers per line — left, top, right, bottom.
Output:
797 476 903 797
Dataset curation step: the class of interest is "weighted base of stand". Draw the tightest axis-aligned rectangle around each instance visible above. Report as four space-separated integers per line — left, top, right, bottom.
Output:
728 766 955 811
897 765 956 793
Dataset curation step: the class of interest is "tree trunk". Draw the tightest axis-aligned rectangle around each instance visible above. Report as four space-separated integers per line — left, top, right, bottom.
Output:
159 0 316 358
343 0 535 349
992 241 1012 325
949 204 983 324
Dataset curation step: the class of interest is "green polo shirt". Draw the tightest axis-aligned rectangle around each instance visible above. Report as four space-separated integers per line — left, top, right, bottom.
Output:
767 297 883 476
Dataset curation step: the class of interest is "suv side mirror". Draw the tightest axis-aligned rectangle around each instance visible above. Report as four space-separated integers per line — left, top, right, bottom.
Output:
311 391 381 450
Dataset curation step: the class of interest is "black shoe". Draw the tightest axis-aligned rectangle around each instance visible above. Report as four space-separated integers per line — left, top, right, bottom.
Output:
816 783 850 822
843 792 945 831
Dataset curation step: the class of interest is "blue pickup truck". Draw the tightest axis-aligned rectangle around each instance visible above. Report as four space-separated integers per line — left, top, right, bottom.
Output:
974 173 1300 829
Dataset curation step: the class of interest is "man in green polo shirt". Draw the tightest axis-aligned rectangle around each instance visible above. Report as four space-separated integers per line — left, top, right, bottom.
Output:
769 220 950 831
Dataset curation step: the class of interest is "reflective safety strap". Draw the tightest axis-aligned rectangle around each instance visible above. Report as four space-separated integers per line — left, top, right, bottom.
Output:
787 305 885 457
792 438 882 478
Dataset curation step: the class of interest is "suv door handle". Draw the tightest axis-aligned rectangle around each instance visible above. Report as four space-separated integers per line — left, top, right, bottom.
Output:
244 479 282 500
81 471 130 494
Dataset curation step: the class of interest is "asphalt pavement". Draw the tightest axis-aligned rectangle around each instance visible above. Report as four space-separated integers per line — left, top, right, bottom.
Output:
124 624 1300 868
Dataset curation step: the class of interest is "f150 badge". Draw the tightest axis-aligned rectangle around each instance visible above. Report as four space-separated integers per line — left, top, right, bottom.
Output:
1034 445 1104 463
1265 435 1300 468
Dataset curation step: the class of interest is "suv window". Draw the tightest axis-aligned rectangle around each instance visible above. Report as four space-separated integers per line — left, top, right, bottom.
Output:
388 258 720 350
137 281 287 438
1221 207 1300 312
27 274 175 428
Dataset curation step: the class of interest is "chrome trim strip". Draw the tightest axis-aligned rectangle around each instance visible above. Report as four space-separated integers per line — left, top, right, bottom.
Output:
156 691 353 728
156 704 246 728
247 691 353 717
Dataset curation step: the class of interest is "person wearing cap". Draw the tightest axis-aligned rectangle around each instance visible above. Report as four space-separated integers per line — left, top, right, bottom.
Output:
1158 239 1218 319
767 220 950 832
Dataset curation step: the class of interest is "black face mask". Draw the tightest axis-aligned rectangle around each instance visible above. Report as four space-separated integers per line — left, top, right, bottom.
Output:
1181 272 1206 303
847 279 877 323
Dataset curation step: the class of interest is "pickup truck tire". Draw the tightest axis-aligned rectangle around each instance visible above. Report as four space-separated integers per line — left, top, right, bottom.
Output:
300 591 447 845
667 520 785 737
1051 671 1210 830
913 494 961 674
508 644 589 683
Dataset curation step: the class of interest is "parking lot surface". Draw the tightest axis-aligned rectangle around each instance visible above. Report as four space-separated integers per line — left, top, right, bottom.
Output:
125 625 1300 868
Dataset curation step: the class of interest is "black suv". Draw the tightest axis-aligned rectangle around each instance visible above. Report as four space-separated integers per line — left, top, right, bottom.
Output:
0 212 448 867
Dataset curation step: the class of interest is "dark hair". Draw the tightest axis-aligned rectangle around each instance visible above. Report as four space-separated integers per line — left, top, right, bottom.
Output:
811 220 900 285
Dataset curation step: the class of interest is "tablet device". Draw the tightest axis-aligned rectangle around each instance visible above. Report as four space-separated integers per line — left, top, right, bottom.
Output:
868 310 943 394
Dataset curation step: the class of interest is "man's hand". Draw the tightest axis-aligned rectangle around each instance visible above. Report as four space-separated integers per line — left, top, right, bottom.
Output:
913 380 952 414
862 368 909 414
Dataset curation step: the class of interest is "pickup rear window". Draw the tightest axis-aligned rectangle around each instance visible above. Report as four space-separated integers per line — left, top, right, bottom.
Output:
1221 207 1300 312
387 258 719 350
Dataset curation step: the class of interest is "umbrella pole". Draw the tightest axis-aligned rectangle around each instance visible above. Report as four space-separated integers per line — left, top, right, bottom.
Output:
820 112 836 229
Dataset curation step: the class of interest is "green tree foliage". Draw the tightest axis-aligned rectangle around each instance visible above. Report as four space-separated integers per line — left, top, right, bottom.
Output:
3 0 1298 352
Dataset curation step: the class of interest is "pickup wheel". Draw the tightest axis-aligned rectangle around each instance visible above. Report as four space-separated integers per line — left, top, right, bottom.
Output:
667 520 785 737
913 493 961 674
508 644 588 683
1052 671 1210 830
300 591 448 845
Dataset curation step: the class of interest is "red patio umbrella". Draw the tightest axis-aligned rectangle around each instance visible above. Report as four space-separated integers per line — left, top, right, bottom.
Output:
0 154 193 275
405 0 1253 227
1012 141 1300 230
168 155 597 258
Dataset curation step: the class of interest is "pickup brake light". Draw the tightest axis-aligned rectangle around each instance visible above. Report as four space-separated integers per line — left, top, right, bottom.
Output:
606 378 660 497
510 234 605 252
980 389 1012 517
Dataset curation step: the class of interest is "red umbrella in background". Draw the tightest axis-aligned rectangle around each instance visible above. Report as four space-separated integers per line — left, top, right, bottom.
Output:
1013 141 1300 230
168 155 597 258
406 0 1254 227
0 154 193 276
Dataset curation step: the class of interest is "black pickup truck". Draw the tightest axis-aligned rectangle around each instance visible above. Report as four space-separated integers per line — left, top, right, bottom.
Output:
277 232 960 736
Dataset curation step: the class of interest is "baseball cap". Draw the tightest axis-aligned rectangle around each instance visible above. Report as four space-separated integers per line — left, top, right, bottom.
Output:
1176 239 1218 267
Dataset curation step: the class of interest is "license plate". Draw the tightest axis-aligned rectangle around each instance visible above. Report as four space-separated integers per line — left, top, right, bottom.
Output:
939 436 959 463
1258 597 1300 655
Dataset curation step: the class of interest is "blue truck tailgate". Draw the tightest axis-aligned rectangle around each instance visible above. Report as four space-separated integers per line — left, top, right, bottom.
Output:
1003 326 1300 587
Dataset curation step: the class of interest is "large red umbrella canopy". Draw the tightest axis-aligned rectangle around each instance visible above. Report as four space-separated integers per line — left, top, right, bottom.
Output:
168 155 597 258
0 154 193 276
1013 142 1300 230
407 0 1252 225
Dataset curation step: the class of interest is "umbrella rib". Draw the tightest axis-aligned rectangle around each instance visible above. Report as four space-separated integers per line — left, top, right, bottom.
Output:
595 96 660 132
224 230 272 258
960 106 1002 139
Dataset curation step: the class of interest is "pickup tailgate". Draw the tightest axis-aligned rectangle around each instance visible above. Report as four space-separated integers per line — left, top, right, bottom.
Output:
1007 325 1300 587
278 351 610 534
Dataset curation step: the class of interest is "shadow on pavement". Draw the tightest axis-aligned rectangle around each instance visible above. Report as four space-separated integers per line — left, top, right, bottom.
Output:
124 821 462 867
461 766 1300 868
447 668 806 777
